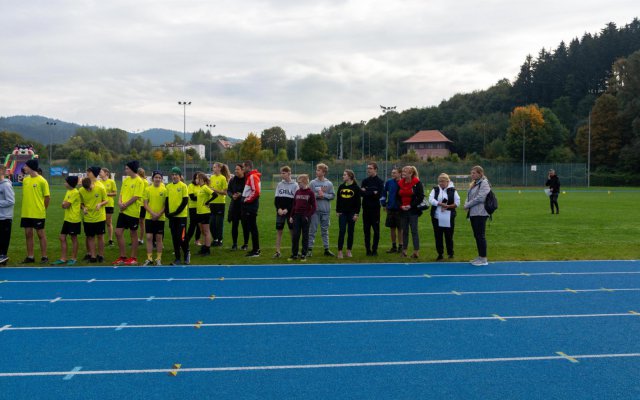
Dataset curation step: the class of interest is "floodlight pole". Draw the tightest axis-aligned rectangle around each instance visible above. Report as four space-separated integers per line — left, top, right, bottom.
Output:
360 120 366 160
46 121 56 178
206 123 216 168
380 105 396 178
587 112 591 188
178 101 191 175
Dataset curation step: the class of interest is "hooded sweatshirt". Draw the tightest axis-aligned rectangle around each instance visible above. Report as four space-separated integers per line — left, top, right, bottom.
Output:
0 178 15 220
309 178 334 214
336 181 362 215
274 179 299 214
242 169 261 213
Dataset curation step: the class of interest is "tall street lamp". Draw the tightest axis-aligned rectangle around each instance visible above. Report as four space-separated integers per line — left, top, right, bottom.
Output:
206 123 216 167
360 120 366 160
178 101 191 175
521 120 526 187
46 121 57 178
380 105 396 178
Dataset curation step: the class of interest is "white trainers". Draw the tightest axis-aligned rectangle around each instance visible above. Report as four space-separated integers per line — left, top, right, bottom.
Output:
155 259 162 266
469 257 480 264
471 257 488 266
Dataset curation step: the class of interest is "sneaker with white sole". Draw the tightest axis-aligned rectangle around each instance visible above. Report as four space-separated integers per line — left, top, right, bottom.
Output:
471 257 488 266
155 259 162 266
469 257 480 264
142 259 153 267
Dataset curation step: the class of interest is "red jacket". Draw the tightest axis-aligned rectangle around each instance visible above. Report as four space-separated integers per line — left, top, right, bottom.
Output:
242 170 261 203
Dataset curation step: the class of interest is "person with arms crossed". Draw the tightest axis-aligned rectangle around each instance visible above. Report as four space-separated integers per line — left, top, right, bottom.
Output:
21 158 50 264
308 163 335 257
360 162 384 256
273 166 298 258
242 160 261 257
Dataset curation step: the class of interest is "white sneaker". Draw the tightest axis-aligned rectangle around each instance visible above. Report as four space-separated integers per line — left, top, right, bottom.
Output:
471 257 488 266
469 257 480 264
155 259 162 266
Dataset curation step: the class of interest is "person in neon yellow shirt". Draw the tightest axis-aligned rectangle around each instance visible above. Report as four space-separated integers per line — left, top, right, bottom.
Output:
51 176 82 266
142 171 166 266
165 167 190 265
79 176 108 263
186 172 203 246
113 160 146 266
209 162 230 247
20 159 50 264
84 166 106 262
137 168 150 245
195 172 214 255
100 167 118 246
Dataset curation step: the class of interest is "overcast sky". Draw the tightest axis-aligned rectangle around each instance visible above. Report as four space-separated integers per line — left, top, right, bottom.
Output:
1 0 637 139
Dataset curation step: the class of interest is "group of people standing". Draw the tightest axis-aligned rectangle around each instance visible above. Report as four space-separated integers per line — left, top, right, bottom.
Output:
0 157 496 267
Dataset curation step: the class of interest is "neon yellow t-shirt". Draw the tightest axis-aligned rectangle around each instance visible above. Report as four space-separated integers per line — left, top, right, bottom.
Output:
79 185 107 223
63 188 82 223
21 174 50 219
209 174 228 205
188 183 200 209
120 176 146 218
102 178 117 208
144 184 167 221
166 181 189 218
196 185 214 215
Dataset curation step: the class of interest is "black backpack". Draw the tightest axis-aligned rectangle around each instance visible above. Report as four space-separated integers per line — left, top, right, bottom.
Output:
484 185 498 215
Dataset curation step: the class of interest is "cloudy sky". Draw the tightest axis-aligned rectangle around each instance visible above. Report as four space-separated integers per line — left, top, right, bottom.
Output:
1 0 637 139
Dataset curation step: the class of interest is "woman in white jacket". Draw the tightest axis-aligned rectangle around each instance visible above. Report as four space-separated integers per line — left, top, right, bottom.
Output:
428 173 460 261
463 166 491 266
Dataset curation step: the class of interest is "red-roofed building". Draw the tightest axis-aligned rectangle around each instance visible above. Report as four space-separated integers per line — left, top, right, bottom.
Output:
216 139 233 152
403 130 452 160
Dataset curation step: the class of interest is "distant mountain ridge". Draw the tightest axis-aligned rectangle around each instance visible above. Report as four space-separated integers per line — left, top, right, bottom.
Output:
0 115 187 146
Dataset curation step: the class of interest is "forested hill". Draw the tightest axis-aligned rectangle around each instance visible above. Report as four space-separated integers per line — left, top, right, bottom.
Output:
319 18 640 173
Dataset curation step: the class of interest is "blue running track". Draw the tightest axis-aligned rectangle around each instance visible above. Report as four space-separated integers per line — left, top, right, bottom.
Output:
1 260 639 399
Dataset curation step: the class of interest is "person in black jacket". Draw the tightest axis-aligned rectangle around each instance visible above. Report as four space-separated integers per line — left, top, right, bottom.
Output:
546 169 560 214
227 164 248 250
360 162 384 256
336 170 361 259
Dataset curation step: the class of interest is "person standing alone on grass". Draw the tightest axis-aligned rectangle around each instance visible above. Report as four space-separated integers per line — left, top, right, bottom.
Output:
51 176 81 266
227 164 248 251
100 168 117 246
21 158 50 264
113 160 145 266
242 160 261 257
336 169 361 259
0 164 15 265
274 166 298 258
209 162 230 247
380 167 402 253
428 173 460 261
165 167 190 265
288 174 315 261
79 176 108 263
360 162 384 256
308 163 335 257
546 169 560 214
142 171 166 266
464 165 491 266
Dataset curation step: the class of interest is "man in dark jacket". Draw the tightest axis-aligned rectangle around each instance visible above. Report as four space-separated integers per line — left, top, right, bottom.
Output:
546 169 560 214
360 162 385 256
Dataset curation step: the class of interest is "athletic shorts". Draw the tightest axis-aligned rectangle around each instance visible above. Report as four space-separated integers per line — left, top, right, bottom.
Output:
145 220 165 235
139 206 146 219
196 213 210 225
21 218 45 230
116 214 139 230
385 209 401 228
61 221 81 236
275 213 293 230
105 207 114 215
84 221 106 237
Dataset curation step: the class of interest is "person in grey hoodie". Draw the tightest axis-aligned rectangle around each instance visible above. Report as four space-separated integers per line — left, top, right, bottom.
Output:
463 165 491 266
307 163 335 257
0 164 15 265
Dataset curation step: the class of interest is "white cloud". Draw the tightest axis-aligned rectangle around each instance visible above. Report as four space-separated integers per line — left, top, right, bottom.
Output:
0 0 637 139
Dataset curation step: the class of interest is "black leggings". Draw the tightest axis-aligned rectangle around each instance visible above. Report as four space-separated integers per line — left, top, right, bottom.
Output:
186 208 201 243
470 216 488 257
169 217 189 259
550 193 559 213
338 213 356 251
242 210 259 252
362 207 380 252
291 214 310 257
209 204 225 242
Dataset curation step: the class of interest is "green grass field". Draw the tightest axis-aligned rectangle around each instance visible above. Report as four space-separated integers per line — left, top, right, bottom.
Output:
3 186 639 266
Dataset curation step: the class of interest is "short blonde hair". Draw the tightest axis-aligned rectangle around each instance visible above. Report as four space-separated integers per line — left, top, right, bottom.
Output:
297 174 309 184
316 163 328 173
438 173 450 183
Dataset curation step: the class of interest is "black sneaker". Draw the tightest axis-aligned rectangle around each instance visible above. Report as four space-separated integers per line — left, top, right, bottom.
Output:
436 254 444 261
371 251 378 256
23 257 35 264
0 255 8 264
299 255 307 262
324 249 335 257
246 250 261 257
83 254 91 261
89 257 98 263
40 257 49 264
448 255 455 259
97 255 104 263
287 255 298 261
386 247 397 253
108 240 114 246
170 259 181 266
366 249 372 256
231 244 238 250
240 244 248 251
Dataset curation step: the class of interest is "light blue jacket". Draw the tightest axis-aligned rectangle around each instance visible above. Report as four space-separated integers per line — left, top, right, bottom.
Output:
0 178 15 220
464 178 490 217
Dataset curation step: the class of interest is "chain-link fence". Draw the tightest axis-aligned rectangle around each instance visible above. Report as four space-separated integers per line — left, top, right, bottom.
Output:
42 159 587 188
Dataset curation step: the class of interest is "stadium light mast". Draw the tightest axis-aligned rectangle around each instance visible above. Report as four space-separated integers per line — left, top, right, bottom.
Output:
587 112 591 188
206 123 216 167
521 120 526 187
380 105 396 178
46 121 57 178
178 101 191 175
360 120 366 160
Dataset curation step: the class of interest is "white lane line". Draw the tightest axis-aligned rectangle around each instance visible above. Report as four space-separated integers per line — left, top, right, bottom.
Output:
62 366 82 380
1 287 639 304
2 271 639 284
0 325 12 332
50 297 62 303
87 279 96 283
3 312 637 332
1 353 639 378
